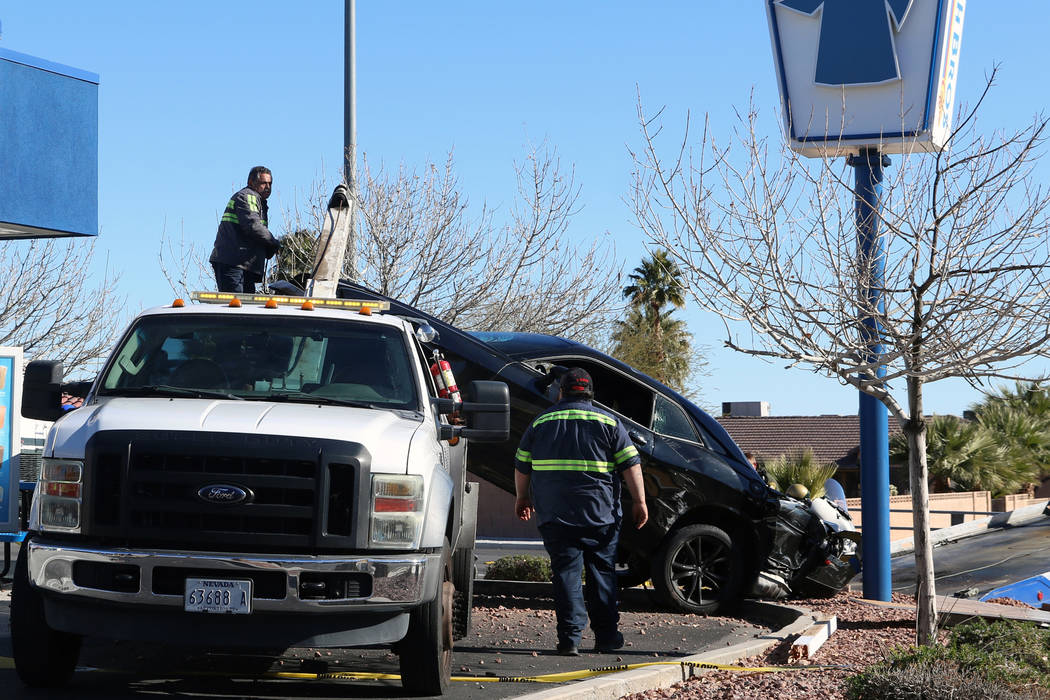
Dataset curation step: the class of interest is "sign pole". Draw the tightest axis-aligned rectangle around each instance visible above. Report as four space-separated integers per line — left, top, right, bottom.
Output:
343 0 358 283
848 147 892 602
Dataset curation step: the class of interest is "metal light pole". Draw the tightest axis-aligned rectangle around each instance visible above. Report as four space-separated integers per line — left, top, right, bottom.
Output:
343 0 358 282
848 147 892 602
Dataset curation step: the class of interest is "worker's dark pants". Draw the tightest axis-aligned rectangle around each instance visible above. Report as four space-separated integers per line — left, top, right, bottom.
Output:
538 521 620 646
213 264 259 294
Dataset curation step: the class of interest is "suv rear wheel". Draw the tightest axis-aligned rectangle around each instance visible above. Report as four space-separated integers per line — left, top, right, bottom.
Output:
651 524 742 614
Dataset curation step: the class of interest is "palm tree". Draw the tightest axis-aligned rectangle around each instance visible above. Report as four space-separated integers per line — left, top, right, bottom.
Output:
890 413 1036 497
972 403 1048 491
980 381 1050 417
610 306 700 393
622 250 686 369
970 382 1050 489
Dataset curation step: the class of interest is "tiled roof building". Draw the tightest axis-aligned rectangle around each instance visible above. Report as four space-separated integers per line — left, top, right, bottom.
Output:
717 414 906 496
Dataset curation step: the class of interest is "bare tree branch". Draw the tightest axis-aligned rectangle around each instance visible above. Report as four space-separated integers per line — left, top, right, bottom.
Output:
0 238 127 377
276 144 625 343
632 77 1050 645
164 146 625 344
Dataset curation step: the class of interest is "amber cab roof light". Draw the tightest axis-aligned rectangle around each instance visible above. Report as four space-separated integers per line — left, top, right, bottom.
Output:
190 291 389 313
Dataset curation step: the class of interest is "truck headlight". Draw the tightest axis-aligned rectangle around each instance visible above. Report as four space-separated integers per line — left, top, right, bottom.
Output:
370 474 424 548
39 459 83 532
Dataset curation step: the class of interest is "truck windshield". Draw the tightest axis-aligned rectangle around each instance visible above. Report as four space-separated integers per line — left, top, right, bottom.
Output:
97 314 420 411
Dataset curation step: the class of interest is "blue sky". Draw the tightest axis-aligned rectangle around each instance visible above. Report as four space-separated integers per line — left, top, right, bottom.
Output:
2 1 1047 416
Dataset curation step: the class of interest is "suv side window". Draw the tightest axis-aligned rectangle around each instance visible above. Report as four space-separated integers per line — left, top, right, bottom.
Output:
652 394 699 442
547 358 654 428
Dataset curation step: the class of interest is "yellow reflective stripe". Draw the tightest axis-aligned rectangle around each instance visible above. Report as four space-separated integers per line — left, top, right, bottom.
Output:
515 449 531 462
245 194 260 212
532 459 614 473
532 410 615 428
225 198 236 212
614 446 639 464
221 213 239 222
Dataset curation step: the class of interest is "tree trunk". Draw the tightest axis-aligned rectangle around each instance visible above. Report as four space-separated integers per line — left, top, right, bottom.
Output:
905 377 937 645
651 302 665 382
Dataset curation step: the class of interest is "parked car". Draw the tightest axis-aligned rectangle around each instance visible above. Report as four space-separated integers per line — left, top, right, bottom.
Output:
337 282 860 613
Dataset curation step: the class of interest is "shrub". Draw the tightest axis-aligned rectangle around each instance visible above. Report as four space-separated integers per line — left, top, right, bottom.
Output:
764 448 838 498
845 657 1041 699
847 619 1050 699
947 617 1050 689
483 554 552 582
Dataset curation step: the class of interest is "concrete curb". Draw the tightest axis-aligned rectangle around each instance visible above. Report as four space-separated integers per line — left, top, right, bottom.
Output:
889 500 1049 557
512 601 814 700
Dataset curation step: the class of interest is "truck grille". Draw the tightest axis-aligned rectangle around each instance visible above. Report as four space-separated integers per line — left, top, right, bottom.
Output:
85 431 369 552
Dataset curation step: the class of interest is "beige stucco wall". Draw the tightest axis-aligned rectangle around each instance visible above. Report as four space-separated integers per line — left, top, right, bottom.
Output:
992 493 1044 512
846 491 992 536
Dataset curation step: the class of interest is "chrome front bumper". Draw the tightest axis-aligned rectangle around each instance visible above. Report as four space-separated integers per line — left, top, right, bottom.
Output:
28 541 441 613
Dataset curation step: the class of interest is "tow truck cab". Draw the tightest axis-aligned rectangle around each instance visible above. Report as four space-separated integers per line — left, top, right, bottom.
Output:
12 292 509 695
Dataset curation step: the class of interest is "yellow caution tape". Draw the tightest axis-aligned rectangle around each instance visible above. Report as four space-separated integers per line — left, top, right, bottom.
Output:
254 660 853 683
0 658 851 684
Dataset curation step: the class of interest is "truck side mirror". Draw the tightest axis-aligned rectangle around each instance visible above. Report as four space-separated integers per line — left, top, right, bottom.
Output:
22 360 66 421
459 380 510 443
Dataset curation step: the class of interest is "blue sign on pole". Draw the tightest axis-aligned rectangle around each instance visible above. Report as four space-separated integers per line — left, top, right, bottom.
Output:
848 149 893 602
768 0 967 601
766 0 967 157
778 0 914 86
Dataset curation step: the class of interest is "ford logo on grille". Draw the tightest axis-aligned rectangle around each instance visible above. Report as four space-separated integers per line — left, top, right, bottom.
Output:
197 484 250 505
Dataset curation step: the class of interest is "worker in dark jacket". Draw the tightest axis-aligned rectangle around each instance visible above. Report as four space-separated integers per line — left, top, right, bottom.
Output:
514 367 648 656
209 166 280 293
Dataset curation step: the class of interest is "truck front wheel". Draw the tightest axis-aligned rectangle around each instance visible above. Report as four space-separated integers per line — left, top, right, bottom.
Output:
399 542 454 695
11 545 82 688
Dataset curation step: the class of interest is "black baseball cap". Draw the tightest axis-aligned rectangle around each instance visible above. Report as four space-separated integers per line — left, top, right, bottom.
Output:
560 367 593 397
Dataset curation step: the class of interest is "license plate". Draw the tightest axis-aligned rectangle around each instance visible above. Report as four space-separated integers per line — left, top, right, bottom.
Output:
184 578 253 614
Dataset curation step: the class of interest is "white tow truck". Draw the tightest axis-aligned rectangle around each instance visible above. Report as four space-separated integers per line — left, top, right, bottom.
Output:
12 203 510 694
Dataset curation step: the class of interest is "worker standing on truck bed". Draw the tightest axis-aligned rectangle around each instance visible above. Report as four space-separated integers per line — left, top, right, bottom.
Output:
513 367 648 657
209 165 281 293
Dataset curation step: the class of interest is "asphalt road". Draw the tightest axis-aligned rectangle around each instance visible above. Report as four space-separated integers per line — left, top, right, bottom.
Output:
4 518 1045 700
0 540 770 700
0 594 768 700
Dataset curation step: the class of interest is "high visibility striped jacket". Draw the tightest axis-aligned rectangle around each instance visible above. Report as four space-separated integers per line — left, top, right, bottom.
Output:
209 186 280 276
515 399 640 528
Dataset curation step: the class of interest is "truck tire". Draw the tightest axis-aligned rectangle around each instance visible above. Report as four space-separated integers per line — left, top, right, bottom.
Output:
650 524 741 615
451 547 475 640
11 545 82 688
400 541 453 695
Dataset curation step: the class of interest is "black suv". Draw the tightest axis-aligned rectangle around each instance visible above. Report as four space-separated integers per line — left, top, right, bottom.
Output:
340 283 859 613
